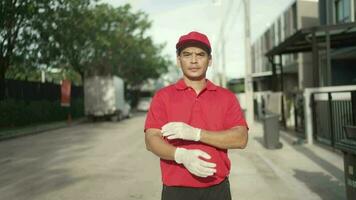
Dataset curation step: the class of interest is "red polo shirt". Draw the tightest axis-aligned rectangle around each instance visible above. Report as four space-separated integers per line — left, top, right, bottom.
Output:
144 79 248 188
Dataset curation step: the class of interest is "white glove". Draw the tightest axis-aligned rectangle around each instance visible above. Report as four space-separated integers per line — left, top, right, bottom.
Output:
174 147 216 178
162 122 201 141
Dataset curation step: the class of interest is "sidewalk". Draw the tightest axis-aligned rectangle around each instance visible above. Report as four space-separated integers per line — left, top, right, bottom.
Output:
229 122 346 200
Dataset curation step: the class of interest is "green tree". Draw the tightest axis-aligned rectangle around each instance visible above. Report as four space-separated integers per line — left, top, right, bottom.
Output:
33 0 93 79
0 0 88 98
92 4 171 87
0 0 49 100
43 3 171 87
1 0 171 98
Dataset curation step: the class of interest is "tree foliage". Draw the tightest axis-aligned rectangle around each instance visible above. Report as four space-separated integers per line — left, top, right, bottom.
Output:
37 1 171 87
0 0 171 99
0 0 50 99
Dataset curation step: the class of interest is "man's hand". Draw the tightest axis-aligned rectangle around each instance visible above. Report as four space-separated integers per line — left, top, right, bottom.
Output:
174 148 216 177
162 122 201 141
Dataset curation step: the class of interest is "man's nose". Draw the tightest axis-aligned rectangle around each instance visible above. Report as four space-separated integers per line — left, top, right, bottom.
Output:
190 54 197 63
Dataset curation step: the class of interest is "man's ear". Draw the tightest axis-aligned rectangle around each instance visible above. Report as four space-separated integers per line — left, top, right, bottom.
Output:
176 55 181 68
208 56 212 67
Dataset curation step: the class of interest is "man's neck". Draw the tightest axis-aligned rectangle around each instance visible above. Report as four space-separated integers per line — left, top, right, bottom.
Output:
183 77 206 94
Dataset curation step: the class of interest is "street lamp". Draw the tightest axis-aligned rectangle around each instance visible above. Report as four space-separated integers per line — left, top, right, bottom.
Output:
213 0 254 124
242 0 254 124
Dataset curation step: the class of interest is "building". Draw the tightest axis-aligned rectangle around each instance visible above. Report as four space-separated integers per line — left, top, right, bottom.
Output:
318 0 356 86
260 0 356 150
251 0 319 130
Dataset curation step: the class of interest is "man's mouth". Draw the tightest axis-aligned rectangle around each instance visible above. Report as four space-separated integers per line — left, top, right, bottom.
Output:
188 68 200 71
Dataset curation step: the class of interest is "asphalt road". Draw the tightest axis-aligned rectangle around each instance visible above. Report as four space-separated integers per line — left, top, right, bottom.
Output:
0 114 161 200
0 114 346 200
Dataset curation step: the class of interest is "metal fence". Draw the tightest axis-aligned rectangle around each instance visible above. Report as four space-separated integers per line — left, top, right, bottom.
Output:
311 90 356 149
4 79 83 101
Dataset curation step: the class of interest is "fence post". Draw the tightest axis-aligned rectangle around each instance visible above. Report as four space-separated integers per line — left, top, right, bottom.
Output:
294 94 298 132
328 92 335 147
311 93 317 142
304 89 314 144
352 91 356 125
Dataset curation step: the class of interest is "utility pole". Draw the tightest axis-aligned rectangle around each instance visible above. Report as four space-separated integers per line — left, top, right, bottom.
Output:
325 0 331 86
243 0 254 124
221 37 227 88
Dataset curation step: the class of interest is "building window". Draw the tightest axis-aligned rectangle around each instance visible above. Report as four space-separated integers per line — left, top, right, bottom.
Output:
354 0 356 21
334 0 351 23
278 19 281 44
271 24 275 47
284 12 288 37
292 4 298 31
319 0 327 25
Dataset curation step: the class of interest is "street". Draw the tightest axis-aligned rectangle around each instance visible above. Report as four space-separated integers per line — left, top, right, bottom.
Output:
0 114 345 200
1 0 355 199
0 114 161 200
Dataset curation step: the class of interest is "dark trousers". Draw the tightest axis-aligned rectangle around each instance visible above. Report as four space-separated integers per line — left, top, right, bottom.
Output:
161 178 232 200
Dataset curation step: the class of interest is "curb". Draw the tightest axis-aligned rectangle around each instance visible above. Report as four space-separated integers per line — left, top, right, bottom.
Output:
0 118 86 141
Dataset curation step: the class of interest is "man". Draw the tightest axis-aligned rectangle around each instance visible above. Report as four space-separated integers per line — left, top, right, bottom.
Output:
144 31 248 200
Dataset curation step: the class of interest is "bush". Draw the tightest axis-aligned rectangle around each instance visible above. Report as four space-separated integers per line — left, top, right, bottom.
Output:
0 98 84 129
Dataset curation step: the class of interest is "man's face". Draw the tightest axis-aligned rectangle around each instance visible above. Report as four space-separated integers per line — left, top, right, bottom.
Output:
177 46 212 81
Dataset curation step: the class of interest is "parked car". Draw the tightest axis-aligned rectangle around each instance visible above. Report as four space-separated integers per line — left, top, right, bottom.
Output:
137 97 152 112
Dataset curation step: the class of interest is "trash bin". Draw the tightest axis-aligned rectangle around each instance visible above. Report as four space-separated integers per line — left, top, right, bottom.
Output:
342 125 356 200
262 113 282 149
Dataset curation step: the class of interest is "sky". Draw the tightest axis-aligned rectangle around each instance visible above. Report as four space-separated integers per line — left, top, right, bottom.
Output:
100 0 295 80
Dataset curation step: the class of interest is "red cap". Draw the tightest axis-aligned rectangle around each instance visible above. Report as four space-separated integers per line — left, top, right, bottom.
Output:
176 31 211 54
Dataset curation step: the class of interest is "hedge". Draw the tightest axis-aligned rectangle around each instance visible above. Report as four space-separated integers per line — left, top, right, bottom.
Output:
0 98 84 130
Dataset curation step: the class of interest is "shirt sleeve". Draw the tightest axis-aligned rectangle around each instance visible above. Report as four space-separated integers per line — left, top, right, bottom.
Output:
223 93 249 130
144 91 168 132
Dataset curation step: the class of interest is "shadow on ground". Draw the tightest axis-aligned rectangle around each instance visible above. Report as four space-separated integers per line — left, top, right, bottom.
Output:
280 133 345 181
254 134 346 200
293 169 346 200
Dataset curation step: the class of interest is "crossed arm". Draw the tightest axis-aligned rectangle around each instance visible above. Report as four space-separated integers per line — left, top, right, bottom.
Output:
145 123 248 177
145 128 176 160
145 123 248 161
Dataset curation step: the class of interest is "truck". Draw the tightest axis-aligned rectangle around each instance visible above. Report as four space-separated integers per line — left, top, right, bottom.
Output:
84 75 131 121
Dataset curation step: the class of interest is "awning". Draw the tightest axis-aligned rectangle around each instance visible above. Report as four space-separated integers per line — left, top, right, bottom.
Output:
266 22 356 57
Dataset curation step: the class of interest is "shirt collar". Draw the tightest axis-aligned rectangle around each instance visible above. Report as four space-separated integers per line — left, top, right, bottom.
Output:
174 78 217 91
